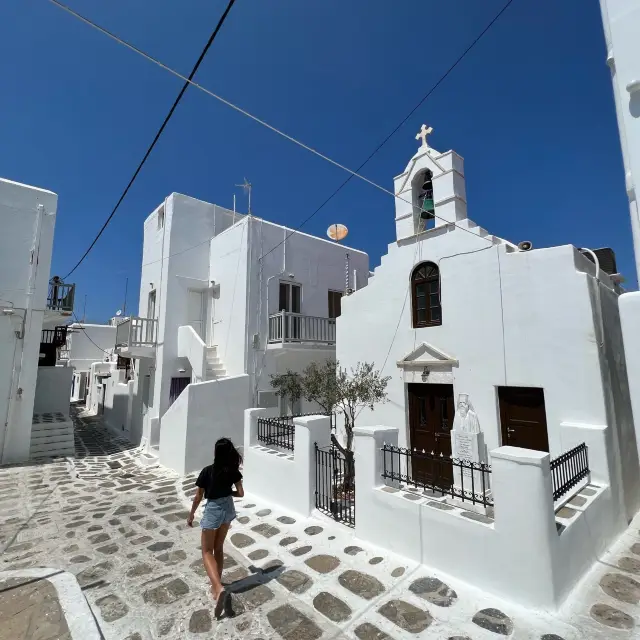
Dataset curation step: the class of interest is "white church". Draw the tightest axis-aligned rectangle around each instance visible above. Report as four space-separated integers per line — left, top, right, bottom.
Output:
331 125 640 606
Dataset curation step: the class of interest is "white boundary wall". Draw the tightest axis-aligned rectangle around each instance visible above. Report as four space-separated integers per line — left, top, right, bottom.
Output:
243 409 331 517
354 424 624 610
159 374 250 475
33 367 73 416
620 291 640 476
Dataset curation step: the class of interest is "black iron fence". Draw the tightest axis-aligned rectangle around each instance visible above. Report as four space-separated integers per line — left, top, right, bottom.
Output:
315 441 355 527
381 444 493 508
256 412 337 451
257 417 295 451
550 443 589 502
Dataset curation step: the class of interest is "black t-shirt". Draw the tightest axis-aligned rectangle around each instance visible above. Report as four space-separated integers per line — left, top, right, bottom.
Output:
196 465 242 500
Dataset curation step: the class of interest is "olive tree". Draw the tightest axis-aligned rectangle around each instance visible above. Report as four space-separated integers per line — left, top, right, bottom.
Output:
270 359 390 454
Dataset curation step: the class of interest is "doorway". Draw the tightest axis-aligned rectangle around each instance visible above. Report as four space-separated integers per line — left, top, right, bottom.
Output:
498 386 549 452
279 282 301 340
408 383 454 488
187 290 206 341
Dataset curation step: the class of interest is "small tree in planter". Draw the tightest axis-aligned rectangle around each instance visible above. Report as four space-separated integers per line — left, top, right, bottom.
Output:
270 359 390 454
271 360 389 497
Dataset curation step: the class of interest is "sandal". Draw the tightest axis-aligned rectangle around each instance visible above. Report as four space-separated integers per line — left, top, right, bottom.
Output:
214 590 228 619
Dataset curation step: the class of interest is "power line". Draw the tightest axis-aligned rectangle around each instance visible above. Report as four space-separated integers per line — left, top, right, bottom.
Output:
258 0 516 262
58 0 238 279
50 0 515 272
70 312 112 354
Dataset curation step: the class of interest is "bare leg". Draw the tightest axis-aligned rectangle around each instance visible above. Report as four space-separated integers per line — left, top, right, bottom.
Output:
214 523 230 581
201 529 224 600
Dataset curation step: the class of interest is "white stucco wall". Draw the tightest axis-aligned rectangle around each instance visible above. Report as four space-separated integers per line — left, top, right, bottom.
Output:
139 195 239 444
339 234 629 453
33 367 73 416
243 410 331 517
246 217 369 406
159 374 250 475
66 323 115 372
132 191 369 463
0 178 58 464
620 291 640 476
354 425 623 610
207 218 250 378
599 0 640 279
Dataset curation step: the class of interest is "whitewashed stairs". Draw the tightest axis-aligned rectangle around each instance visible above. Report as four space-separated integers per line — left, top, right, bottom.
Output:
204 346 226 381
30 412 75 459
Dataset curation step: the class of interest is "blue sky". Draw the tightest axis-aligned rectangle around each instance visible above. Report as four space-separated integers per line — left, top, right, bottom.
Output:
0 0 632 322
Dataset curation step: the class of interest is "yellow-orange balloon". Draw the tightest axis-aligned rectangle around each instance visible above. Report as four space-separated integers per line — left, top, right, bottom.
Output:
327 224 349 242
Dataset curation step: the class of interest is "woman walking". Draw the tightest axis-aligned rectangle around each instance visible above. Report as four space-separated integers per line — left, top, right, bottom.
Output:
187 437 244 618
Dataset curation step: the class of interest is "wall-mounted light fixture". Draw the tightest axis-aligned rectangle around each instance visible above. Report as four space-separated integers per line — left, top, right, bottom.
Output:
421 366 429 382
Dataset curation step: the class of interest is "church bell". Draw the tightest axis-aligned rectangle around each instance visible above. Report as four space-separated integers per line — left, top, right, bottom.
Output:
419 194 435 219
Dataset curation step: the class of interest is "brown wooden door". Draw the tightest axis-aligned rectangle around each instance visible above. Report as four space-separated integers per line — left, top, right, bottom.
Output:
408 383 454 489
498 386 549 452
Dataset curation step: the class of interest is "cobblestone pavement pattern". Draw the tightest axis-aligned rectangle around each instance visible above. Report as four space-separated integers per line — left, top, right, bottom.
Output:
0 406 638 638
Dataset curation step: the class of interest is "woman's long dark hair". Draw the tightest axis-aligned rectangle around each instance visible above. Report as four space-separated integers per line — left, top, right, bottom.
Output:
212 438 242 474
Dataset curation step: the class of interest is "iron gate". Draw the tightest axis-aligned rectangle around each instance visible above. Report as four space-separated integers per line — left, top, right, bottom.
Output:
314 438 355 527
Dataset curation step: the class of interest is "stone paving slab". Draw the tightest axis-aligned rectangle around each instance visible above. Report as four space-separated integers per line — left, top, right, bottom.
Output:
0 407 638 639
0 568 102 639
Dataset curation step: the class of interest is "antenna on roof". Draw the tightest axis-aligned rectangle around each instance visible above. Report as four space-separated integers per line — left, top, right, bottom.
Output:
235 178 252 216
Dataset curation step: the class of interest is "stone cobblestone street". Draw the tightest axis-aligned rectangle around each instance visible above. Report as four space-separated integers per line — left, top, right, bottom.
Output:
0 407 639 638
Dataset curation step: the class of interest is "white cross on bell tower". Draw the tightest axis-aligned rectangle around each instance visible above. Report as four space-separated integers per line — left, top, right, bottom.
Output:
415 124 433 148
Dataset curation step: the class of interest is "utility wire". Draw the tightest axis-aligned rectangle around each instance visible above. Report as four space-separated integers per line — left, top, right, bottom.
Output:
50 0 515 273
259 0 516 261
71 312 112 354
59 0 238 279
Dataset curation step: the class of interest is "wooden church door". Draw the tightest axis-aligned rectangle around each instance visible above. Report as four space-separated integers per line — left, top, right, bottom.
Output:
408 383 454 489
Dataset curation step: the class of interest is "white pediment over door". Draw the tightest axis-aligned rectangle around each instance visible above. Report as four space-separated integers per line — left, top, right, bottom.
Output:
396 342 457 384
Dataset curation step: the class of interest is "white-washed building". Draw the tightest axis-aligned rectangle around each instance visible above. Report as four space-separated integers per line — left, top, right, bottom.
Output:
115 194 368 474
62 322 116 403
601 0 640 478
325 130 638 609
0 177 76 463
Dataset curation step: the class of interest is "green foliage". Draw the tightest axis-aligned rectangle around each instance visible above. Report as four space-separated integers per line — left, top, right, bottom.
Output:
270 359 390 452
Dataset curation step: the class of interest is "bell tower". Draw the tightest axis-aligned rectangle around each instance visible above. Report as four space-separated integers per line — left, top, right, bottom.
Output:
393 125 468 241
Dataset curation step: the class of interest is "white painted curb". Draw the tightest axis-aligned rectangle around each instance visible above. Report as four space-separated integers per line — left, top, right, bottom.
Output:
0 568 101 640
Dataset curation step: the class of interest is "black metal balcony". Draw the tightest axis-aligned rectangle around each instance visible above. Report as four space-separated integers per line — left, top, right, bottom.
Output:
41 326 68 347
47 280 75 313
40 326 68 366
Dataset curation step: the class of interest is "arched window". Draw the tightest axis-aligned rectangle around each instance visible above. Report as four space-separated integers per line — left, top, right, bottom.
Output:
411 262 441 327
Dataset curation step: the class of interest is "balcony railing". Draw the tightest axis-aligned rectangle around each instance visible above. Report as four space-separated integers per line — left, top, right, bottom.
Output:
115 316 158 349
47 282 75 312
41 326 68 347
550 443 589 503
268 312 336 345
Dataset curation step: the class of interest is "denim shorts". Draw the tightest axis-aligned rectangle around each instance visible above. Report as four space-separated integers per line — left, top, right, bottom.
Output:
200 496 236 530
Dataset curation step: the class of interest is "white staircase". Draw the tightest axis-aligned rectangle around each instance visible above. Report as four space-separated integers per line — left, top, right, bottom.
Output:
30 412 75 459
204 346 226 381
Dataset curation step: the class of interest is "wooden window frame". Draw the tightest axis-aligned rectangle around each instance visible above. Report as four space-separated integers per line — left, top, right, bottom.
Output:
279 282 301 314
411 262 442 328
